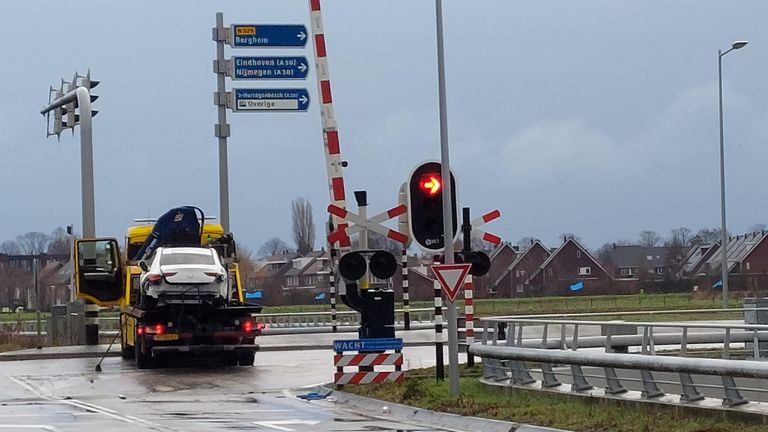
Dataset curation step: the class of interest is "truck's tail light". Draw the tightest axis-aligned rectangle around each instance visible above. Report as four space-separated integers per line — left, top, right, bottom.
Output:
145 323 166 334
242 320 253 332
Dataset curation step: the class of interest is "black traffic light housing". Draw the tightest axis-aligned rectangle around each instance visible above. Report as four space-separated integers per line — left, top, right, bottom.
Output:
407 161 457 251
458 206 491 277
454 251 491 277
338 250 398 339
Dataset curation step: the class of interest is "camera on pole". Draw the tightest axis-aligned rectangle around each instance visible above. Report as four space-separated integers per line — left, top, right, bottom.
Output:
338 250 398 339
407 161 457 252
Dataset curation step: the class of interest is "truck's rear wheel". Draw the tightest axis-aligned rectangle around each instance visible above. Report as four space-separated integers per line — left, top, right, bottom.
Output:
134 328 151 370
239 351 255 366
121 341 134 359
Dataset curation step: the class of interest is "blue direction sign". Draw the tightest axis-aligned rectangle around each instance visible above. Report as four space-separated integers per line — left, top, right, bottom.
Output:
230 56 309 80
333 338 403 352
232 88 310 112
231 24 307 48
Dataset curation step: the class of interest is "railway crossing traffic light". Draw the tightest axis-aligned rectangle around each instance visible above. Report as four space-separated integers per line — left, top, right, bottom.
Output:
338 250 398 339
407 161 457 252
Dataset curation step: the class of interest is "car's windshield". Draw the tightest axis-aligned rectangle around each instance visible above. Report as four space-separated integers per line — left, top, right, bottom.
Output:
160 250 215 266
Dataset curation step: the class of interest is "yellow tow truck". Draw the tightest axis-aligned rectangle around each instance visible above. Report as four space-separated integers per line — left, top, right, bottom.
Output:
73 206 262 369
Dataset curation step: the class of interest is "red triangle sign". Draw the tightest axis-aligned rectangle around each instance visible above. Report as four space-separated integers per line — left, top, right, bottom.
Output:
431 263 472 303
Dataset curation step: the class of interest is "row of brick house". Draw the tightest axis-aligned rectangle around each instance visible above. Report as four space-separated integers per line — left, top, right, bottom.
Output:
244 230 768 304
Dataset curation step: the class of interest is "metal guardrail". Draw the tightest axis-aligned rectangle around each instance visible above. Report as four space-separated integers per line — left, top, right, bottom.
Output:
1 308 439 335
470 308 768 412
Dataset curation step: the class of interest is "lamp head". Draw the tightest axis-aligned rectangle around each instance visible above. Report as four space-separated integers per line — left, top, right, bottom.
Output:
732 41 749 49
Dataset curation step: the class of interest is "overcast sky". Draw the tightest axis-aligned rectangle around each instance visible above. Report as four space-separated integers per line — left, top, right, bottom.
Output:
1 1 767 253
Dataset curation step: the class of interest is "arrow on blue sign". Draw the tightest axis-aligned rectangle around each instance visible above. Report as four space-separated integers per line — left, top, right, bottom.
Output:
230 56 309 80
231 24 308 48
232 88 310 112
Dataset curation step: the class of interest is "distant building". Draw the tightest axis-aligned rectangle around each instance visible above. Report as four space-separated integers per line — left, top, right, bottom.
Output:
700 232 768 293
602 245 688 281
490 240 551 297
529 238 612 296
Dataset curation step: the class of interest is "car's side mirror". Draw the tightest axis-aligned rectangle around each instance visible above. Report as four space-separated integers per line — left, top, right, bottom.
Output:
139 261 149 272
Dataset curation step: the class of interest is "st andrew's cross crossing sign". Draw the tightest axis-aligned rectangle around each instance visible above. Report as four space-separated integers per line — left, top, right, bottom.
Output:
431 263 472 303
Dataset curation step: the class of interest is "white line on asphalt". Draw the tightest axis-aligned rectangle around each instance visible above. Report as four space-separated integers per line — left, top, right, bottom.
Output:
7 376 173 431
0 425 62 431
252 420 321 431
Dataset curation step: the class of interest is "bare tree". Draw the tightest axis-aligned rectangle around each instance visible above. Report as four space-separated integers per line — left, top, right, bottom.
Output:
291 198 315 256
16 232 50 255
0 240 21 254
258 237 291 258
559 232 581 244
750 223 767 233
690 228 723 246
638 230 661 247
515 237 538 249
668 227 692 247
47 227 70 254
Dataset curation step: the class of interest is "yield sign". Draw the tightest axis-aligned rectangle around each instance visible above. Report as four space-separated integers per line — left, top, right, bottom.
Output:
431 263 472 303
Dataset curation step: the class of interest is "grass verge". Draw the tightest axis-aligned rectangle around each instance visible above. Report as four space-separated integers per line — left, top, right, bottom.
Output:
344 366 767 432
0 331 39 353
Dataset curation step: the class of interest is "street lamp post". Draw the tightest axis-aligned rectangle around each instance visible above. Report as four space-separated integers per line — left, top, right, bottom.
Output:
718 40 748 308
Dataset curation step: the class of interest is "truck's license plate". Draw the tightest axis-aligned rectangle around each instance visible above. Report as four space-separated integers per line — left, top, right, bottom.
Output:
154 334 179 341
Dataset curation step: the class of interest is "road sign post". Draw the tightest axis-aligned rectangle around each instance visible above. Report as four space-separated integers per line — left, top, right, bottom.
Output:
434 0 461 396
213 12 231 233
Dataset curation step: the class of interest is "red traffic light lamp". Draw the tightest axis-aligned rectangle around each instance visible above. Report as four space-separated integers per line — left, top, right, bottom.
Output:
420 174 442 196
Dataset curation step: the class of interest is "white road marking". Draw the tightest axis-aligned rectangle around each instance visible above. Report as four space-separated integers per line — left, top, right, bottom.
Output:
252 420 321 431
0 425 62 431
6 376 172 431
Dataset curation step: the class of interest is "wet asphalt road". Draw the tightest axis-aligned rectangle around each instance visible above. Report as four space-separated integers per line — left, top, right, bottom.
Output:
0 347 488 432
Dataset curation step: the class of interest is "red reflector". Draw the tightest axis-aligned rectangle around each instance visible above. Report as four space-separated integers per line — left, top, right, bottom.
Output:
147 273 163 282
256 322 265 331
155 324 165 335
162 272 177 277
204 272 220 277
136 325 145 335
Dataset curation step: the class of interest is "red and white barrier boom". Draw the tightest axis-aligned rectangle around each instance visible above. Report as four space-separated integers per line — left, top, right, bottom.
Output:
308 0 349 332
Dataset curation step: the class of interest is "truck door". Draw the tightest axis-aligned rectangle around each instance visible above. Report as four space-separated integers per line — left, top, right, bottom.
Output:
74 238 124 306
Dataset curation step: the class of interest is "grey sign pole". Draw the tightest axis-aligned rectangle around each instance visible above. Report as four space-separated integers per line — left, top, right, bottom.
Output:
34 257 42 349
213 12 232 232
435 0 460 396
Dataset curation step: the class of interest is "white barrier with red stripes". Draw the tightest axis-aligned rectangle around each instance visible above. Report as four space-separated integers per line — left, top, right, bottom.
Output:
333 343 405 386
334 371 404 385
334 352 403 368
309 0 348 333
